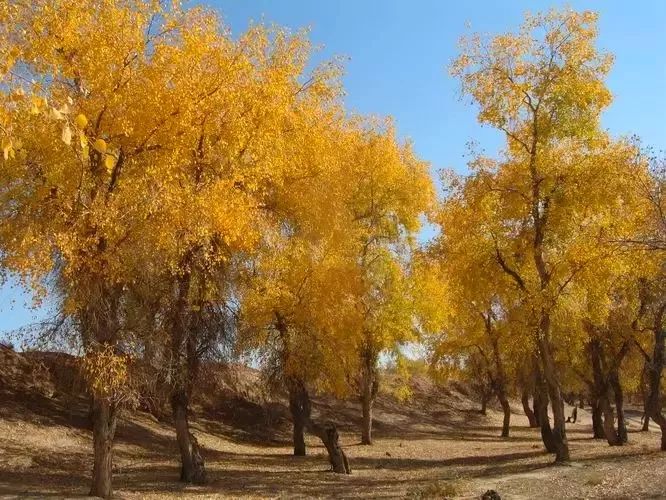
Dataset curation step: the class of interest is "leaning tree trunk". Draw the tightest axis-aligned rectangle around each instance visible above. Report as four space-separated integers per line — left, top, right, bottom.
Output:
288 378 311 456
609 372 627 444
538 324 570 462
309 421 351 474
521 389 538 428
89 397 118 498
359 351 378 445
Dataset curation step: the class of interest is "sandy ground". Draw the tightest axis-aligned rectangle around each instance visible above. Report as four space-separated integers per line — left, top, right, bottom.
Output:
1 380 665 499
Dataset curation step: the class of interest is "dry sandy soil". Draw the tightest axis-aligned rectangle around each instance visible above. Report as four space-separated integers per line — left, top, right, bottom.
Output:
1 347 665 499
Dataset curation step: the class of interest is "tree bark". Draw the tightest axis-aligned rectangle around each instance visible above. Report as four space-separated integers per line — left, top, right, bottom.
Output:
170 270 206 484
521 389 538 427
480 391 488 415
609 372 627 444
288 378 311 456
590 397 605 439
641 359 651 431
538 327 570 462
81 286 122 499
534 374 556 453
359 349 378 445
589 338 621 446
171 389 206 483
310 421 351 474
89 398 117 498
499 392 511 437
645 306 666 451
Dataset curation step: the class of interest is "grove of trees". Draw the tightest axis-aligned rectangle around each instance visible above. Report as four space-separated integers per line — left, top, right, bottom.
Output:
0 2 664 498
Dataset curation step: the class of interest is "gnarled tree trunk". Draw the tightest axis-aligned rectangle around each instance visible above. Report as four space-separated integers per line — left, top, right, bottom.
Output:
89 397 118 498
310 421 351 474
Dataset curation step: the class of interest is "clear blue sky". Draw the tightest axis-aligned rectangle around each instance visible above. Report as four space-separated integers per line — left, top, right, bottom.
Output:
1 0 664 336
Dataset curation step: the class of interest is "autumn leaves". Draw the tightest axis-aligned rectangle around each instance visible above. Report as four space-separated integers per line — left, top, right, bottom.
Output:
0 1 664 498
1 0 432 495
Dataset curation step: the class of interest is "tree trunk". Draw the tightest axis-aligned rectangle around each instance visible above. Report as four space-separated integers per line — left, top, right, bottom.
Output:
645 307 666 451
609 372 627 444
288 378 311 456
534 377 556 453
590 397 605 439
169 270 206 484
533 393 540 426
310 421 351 474
359 350 378 445
538 328 569 462
89 398 117 498
641 359 651 431
521 389 538 427
499 392 511 437
589 338 621 446
480 391 488 415
171 390 206 483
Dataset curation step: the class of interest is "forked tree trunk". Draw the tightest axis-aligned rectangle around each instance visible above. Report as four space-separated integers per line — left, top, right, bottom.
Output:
288 378 311 456
521 389 538 428
538 329 570 462
171 390 206 483
89 397 118 498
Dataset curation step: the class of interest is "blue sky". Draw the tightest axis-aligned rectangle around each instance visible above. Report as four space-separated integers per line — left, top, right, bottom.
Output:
1 0 664 336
